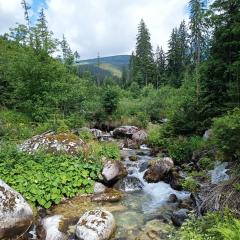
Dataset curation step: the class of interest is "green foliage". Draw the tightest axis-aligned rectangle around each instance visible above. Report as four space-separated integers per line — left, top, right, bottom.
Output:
199 157 214 170
147 124 170 147
167 136 204 164
212 108 240 159
0 145 102 208
180 177 198 192
172 210 240 240
102 85 119 115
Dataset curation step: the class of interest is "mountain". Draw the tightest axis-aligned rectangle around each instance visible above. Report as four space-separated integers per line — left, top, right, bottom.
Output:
76 55 130 79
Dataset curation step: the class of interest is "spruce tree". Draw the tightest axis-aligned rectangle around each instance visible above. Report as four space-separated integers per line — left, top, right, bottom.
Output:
61 34 74 65
200 0 240 124
155 45 166 87
134 19 155 86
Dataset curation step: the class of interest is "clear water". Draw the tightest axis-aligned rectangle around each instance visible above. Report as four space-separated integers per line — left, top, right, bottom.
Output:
37 146 190 240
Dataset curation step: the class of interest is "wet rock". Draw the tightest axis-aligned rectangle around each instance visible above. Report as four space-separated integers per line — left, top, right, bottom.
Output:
135 219 173 240
42 215 66 240
94 182 107 194
139 162 149 172
76 210 116 240
113 126 139 139
114 176 144 192
168 194 178 203
132 130 147 144
0 180 33 239
123 139 139 149
178 198 193 210
171 209 189 227
91 189 124 202
129 155 138 162
19 132 84 155
102 160 128 185
144 157 174 183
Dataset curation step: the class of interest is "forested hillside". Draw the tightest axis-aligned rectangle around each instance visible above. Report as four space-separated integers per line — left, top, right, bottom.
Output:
0 0 240 239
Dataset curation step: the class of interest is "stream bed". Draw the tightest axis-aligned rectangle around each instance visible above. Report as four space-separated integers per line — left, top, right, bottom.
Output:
31 145 190 240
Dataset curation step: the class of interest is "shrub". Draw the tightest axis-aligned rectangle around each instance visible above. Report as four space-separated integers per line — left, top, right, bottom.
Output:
0 145 102 208
147 124 170 147
167 136 204 164
212 108 240 160
199 157 214 170
180 177 198 192
172 210 240 240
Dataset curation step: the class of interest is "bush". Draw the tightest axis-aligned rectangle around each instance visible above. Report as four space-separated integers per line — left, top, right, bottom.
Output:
212 108 240 160
0 145 102 208
180 177 198 192
172 210 240 240
167 136 204 164
147 124 170 147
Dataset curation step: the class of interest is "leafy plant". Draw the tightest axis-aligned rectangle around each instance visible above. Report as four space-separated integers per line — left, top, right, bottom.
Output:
0 145 102 208
180 177 198 192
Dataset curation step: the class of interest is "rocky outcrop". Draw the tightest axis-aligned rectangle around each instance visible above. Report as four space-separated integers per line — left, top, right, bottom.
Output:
144 157 174 183
76 210 116 240
19 132 84 154
102 160 128 185
171 209 189 227
42 215 66 240
112 126 139 139
90 129 103 139
132 130 147 144
0 180 33 239
114 176 144 192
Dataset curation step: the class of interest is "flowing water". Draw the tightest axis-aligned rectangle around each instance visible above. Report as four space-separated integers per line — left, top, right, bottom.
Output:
31 145 190 240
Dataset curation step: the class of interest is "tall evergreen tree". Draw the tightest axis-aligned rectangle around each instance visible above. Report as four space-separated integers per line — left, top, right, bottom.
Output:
155 45 166 87
61 34 74 65
134 19 155 86
200 0 240 124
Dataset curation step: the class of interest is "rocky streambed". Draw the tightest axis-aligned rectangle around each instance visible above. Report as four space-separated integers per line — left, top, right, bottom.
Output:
25 144 190 240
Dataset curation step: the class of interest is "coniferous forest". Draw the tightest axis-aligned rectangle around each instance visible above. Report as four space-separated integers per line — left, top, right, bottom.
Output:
0 0 240 240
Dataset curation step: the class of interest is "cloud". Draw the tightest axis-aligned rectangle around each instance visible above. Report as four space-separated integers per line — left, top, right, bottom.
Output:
46 0 189 59
0 0 189 59
0 0 25 33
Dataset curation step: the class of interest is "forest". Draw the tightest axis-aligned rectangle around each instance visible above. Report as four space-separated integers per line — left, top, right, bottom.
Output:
0 0 240 240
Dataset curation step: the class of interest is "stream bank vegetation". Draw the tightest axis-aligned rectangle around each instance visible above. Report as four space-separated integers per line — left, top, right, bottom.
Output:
0 0 240 239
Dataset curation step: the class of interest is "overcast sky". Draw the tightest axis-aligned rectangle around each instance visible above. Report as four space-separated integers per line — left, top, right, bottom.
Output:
0 0 189 59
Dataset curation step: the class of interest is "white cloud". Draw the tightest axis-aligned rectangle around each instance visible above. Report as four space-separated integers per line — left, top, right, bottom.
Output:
46 0 189 59
0 0 25 33
0 0 189 59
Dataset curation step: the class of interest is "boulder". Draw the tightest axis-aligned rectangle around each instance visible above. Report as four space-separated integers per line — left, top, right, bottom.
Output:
132 130 147 144
123 138 139 149
102 160 128 185
0 180 33 239
114 176 144 192
112 126 139 139
91 189 123 202
42 215 66 240
144 157 174 183
94 182 107 194
168 194 178 203
171 209 189 227
76 210 116 240
19 132 84 155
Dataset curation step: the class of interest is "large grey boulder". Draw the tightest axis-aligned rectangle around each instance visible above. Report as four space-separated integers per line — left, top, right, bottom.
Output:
94 182 107 194
112 126 139 138
76 210 116 240
19 132 84 155
144 157 174 183
102 160 128 184
171 209 189 227
0 180 33 239
132 130 148 144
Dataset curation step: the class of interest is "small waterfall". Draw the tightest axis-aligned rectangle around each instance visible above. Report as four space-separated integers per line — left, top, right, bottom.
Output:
210 162 229 184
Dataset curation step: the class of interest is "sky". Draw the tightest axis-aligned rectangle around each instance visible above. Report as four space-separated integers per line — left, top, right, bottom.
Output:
0 0 189 59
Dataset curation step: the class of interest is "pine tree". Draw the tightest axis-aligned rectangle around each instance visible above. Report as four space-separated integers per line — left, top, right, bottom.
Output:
61 34 74 65
74 51 80 63
134 19 155 86
155 45 166 87
33 8 57 54
200 0 240 124
21 0 32 45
